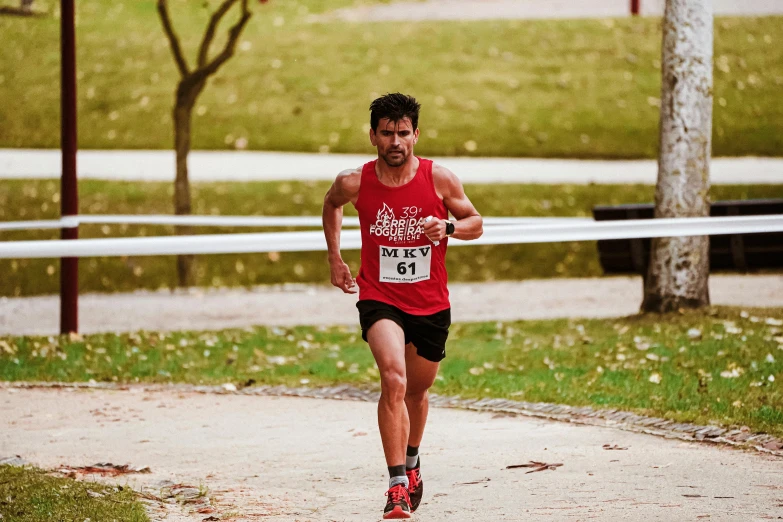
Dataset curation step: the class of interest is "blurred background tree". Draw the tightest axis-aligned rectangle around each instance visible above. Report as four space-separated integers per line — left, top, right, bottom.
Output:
157 0 255 287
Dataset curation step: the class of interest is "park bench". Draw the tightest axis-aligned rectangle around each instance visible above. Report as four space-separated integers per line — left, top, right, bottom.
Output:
592 199 783 276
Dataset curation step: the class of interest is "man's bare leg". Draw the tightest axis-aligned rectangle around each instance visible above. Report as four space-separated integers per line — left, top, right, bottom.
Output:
367 319 409 469
404 342 439 451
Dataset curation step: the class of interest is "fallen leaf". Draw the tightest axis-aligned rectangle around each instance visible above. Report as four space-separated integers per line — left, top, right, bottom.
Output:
57 462 151 476
506 461 563 473
457 478 490 485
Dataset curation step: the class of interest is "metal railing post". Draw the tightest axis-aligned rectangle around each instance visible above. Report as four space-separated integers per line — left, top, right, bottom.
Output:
60 0 79 334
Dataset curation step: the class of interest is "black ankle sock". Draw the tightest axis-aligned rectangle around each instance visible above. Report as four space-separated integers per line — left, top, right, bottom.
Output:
406 446 420 470
388 465 406 479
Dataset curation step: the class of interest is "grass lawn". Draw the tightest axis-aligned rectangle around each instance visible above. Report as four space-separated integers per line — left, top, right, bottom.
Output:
0 1 781 158
1 307 781 437
0 464 149 522
1 180 782 296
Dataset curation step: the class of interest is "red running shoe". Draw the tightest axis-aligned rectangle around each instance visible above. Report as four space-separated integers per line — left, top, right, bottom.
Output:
406 464 423 512
383 483 412 519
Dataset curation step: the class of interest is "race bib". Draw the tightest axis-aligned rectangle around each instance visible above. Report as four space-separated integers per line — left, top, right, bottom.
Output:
378 245 432 283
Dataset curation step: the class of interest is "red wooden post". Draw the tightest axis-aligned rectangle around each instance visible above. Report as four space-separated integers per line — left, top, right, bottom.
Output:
631 0 640 15
60 0 79 334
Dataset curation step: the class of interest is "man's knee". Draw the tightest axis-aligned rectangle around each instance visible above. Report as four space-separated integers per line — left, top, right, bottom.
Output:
380 370 407 401
405 386 429 403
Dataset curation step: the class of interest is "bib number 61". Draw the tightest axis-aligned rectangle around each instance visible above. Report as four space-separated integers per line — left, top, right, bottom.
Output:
397 261 416 275
379 245 432 283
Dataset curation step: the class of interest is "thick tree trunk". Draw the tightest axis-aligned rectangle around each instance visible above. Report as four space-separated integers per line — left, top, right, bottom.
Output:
642 0 713 313
173 87 198 287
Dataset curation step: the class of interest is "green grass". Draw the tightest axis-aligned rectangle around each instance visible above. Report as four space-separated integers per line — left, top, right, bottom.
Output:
0 464 149 522
2 180 782 296
0 1 781 157
1 307 781 436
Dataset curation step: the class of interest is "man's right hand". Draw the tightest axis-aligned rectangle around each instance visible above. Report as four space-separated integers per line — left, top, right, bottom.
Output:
330 259 357 294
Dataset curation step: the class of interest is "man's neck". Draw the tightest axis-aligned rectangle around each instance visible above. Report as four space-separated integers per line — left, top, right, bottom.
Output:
376 155 419 187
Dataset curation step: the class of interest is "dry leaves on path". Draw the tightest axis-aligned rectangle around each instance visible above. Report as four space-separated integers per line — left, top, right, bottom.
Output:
602 444 629 450
506 461 564 473
457 477 491 485
56 462 151 477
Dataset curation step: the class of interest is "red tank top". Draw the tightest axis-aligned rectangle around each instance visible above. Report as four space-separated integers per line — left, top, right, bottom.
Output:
354 157 450 315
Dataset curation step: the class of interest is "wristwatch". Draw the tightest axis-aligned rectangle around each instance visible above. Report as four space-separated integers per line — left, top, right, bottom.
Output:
445 220 455 236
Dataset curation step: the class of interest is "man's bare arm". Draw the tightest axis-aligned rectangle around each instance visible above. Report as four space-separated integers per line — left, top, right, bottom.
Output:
322 169 361 293
423 164 483 242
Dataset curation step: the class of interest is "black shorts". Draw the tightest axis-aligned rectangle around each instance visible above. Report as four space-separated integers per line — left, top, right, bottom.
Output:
356 300 451 363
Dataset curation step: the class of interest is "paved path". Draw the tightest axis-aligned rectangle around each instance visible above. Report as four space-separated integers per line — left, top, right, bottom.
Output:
315 0 783 22
2 275 781 336
1 149 781 184
2 387 782 521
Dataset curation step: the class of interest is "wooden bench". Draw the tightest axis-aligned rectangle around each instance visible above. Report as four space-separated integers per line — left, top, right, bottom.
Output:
592 199 783 275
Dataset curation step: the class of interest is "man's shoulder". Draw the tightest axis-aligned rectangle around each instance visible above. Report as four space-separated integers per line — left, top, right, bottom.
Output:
335 166 363 195
337 165 363 181
430 162 460 186
337 166 363 178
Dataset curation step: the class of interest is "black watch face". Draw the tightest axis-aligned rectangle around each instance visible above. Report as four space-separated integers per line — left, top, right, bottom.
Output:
446 221 455 236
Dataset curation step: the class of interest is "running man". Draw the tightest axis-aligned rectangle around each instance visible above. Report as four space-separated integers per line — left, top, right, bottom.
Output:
322 93 483 519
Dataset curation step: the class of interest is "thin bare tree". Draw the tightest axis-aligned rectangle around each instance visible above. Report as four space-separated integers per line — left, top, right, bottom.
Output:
157 0 252 287
642 0 713 312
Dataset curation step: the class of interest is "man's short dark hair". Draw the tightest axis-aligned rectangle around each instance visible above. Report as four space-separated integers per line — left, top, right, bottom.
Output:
369 93 421 131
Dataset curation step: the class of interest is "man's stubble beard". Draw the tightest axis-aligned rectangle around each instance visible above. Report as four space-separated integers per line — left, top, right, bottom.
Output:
380 149 409 168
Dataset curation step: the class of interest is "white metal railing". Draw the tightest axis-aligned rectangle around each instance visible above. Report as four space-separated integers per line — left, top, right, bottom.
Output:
0 215 590 231
0 214 782 259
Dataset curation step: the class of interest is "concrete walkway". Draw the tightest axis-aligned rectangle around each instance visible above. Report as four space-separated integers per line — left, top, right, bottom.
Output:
1 149 781 184
2 275 782 336
3 387 782 521
315 0 783 22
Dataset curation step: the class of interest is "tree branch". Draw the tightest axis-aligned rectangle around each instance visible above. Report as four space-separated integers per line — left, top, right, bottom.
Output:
200 0 251 78
157 0 190 78
197 0 238 68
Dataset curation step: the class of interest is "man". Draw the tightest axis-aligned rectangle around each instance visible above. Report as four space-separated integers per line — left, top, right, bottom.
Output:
322 93 483 519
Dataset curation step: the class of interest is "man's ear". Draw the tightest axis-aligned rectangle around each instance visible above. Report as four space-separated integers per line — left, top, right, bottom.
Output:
413 128 420 145
369 128 377 146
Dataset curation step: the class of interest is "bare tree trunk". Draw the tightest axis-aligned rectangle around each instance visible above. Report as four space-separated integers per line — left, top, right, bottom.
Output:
642 0 713 313
157 0 252 288
174 91 195 287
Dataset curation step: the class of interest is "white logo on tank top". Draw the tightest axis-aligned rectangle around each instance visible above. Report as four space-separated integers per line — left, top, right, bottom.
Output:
368 203 427 244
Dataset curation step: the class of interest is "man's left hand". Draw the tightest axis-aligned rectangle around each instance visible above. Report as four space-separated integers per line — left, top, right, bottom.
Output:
423 217 447 243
